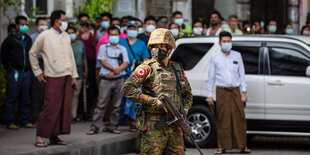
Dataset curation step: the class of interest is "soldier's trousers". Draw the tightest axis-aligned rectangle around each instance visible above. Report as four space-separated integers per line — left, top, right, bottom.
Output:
140 115 185 155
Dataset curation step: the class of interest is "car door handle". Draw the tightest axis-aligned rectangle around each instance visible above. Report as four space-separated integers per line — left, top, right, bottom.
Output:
267 80 284 86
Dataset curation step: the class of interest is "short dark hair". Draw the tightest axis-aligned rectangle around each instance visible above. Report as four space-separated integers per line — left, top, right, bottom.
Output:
172 11 182 17
209 10 222 19
228 15 238 20
15 15 27 24
108 26 120 35
35 17 47 25
112 17 121 22
50 10 66 26
78 13 89 20
157 16 168 22
268 19 277 24
100 12 112 21
135 18 143 25
219 31 232 41
144 15 156 23
242 21 250 27
7 24 16 32
192 19 203 27
66 26 76 32
168 22 179 29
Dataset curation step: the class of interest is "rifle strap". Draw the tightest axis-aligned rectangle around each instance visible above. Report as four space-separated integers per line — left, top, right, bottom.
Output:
171 64 185 115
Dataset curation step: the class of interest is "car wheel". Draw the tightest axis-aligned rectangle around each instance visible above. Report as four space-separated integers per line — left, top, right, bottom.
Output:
184 104 217 148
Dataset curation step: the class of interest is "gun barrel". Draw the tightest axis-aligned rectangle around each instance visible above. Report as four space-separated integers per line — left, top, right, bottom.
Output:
189 135 204 155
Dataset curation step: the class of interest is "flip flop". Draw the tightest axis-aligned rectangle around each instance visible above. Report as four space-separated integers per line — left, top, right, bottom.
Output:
240 147 251 154
214 149 225 154
49 137 67 145
35 141 47 147
86 129 98 135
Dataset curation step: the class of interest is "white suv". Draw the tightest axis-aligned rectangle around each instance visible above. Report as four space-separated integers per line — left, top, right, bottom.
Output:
170 35 310 147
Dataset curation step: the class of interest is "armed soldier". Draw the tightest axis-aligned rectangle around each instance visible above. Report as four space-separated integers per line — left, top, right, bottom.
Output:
121 28 193 154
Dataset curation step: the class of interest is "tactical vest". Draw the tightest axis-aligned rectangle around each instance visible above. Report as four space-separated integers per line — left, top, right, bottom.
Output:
142 59 187 114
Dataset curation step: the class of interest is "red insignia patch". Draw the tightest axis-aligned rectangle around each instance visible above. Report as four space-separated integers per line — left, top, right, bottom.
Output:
136 68 146 77
183 70 187 79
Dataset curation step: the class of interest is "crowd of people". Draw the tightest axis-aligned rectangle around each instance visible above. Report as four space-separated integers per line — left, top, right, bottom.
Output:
0 8 309 147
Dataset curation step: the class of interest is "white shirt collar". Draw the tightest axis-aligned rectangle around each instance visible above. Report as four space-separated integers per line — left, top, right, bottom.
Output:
51 27 63 35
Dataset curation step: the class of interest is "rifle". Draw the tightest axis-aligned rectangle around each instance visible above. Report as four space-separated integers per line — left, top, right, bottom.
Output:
157 94 204 155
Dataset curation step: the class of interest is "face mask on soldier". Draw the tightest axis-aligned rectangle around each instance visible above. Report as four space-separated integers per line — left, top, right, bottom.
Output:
151 48 169 62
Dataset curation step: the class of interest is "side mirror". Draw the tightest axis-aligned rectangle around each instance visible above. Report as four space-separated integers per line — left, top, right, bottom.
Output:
306 66 310 77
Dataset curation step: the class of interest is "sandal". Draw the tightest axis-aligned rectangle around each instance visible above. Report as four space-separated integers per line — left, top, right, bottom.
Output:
35 141 47 147
86 129 98 135
110 129 121 134
214 149 225 154
49 137 67 145
102 126 109 132
129 125 137 132
240 147 251 153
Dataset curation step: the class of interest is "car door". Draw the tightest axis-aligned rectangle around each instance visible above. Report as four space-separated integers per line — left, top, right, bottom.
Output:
170 42 215 96
265 41 310 121
232 41 265 120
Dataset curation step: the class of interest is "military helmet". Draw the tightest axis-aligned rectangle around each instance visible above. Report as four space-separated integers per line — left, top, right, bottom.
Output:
147 28 176 49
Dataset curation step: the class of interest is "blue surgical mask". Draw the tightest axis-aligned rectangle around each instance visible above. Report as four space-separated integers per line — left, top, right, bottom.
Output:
286 28 294 35
268 25 277 33
174 18 184 26
221 24 229 29
303 30 309 36
19 25 29 34
221 43 232 52
101 21 110 29
127 30 138 38
69 34 77 41
109 35 119 44
170 29 179 38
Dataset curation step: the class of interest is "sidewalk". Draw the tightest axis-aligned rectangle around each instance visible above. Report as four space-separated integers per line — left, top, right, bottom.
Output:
0 122 138 155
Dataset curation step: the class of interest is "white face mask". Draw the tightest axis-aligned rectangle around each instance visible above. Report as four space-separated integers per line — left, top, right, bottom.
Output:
193 27 203 35
146 25 156 33
58 21 68 32
138 27 144 34
38 25 48 32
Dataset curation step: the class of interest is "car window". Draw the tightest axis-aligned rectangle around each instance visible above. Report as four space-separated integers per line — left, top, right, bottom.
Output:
171 43 213 70
232 42 261 74
269 47 310 76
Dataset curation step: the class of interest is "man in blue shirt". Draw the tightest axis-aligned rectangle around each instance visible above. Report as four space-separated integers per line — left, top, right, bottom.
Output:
87 26 129 135
119 20 150 131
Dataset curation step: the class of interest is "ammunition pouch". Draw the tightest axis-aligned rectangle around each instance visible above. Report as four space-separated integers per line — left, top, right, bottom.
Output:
135 104 146 132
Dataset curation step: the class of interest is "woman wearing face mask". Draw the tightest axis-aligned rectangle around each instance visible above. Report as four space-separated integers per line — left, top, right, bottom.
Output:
300 25 310 36
192 20 204 36
169 23 180 39
283 24 294 35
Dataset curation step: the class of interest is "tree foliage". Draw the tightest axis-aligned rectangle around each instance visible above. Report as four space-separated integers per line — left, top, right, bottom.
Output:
73 0 115 23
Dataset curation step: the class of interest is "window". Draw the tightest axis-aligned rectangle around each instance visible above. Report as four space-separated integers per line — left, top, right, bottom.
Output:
269 47 310 76
25 0 48 16
232 42 261 74
170 43 213 70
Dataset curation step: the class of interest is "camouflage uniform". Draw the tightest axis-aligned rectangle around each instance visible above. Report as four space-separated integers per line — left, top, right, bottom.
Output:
121 28 193 154
121 58 192 154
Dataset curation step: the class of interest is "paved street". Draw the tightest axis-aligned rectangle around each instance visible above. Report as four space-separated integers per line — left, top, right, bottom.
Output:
127 136 310 155
0 122 138 155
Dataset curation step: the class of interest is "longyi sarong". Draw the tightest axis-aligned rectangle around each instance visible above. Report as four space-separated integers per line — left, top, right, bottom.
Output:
36 75 72 138
216 87 247 150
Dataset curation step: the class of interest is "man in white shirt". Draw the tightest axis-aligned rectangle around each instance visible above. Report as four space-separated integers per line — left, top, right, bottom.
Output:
206 31 250 154
29 10 78 147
